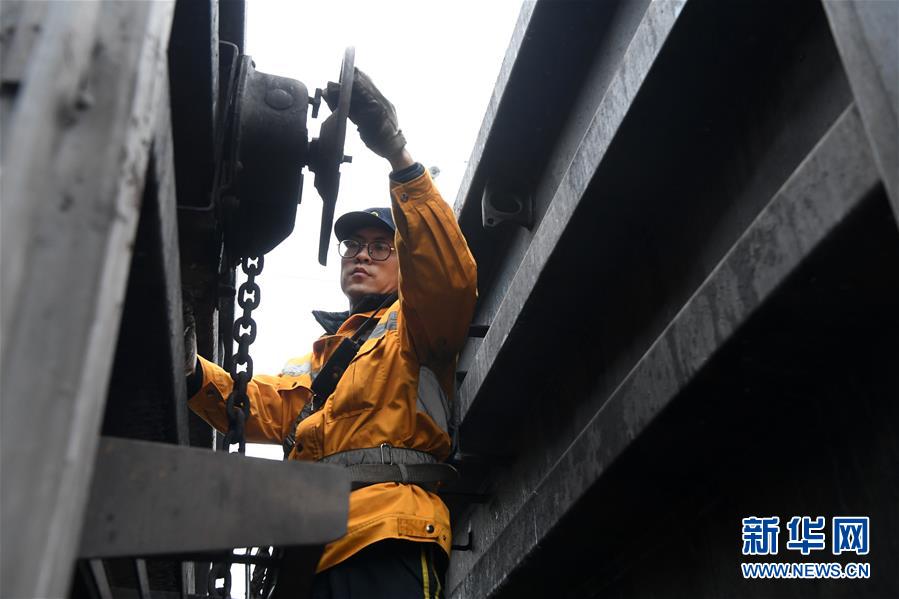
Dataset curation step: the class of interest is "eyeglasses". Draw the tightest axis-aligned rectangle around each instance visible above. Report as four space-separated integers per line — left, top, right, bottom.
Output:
337 239 395 261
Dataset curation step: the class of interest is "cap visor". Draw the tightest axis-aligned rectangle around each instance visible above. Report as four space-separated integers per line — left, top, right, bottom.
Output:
334 212 394 240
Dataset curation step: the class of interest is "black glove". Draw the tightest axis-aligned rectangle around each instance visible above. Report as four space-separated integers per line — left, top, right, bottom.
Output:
324 68 407 158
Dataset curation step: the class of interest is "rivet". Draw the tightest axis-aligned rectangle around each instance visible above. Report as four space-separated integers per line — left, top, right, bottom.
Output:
400 193 409 202
426 524 435 534
265 88 294 110
74 90 94 110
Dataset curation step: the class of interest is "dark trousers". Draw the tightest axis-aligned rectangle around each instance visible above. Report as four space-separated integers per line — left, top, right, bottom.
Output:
311 539 446 599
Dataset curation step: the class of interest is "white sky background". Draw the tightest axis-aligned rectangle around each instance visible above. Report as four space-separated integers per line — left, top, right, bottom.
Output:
237 0 523 464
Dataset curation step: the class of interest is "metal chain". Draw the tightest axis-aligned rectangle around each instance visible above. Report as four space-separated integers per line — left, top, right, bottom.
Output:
208 255 264 598
220 255 264 454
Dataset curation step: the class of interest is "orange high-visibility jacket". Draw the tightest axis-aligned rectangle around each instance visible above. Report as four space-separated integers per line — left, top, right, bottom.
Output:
188 170 477 571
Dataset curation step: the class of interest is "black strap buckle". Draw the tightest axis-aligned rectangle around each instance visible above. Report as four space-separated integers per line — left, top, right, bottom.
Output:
379 442 393 464
282 433 295 459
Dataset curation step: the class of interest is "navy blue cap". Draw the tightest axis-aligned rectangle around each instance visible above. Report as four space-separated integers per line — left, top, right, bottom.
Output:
334 206 395 240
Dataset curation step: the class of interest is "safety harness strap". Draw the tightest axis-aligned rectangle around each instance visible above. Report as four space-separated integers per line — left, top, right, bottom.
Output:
319 445 436 466
282 294 396 459
343 463 458 491
319 445 458 491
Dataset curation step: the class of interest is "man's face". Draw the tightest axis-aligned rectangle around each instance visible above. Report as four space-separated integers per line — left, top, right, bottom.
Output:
340 226 399 306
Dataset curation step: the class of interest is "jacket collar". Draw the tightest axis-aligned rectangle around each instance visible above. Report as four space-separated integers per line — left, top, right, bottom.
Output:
312 293 396 335
311 309 349 335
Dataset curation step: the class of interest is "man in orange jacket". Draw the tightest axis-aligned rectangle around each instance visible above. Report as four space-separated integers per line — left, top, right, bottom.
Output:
186 68 477 597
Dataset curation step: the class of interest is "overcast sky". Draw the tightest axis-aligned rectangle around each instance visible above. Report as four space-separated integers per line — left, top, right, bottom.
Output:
236 1 522 463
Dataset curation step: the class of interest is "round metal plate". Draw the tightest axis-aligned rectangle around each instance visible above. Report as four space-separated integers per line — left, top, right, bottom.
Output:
311 46 355 265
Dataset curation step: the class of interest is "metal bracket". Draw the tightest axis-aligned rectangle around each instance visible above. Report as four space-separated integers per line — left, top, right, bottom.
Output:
451 524 474 552
482 181 534 229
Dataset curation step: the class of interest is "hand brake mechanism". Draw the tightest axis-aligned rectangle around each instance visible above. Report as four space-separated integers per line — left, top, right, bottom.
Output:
214 46 355 266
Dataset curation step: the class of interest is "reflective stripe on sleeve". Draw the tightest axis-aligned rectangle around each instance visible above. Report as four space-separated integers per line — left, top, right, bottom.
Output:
416 366 450 435
366 310 398 341
281 361 313 377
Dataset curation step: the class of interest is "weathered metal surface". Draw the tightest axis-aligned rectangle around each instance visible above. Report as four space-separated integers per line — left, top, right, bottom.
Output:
823 0 899 222
0 3 175 597
451 0 537 217
222 57 309 259
0 0 48 85
169 1 226 467
0 0 31 133
447 0 898 595
494 189 899 598
457 0 688 431
79 437 349 558
0 0 100 336
167 0 218 212
102 84 189 447
447 1 862 553
450 103 884 597
218 0 245 53
152 91 191 446
450 3 861 560
455 0 853 456
452 0 653 330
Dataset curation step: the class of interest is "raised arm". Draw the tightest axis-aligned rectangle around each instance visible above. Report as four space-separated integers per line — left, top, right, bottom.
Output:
325 68 478 362
389 162 477 362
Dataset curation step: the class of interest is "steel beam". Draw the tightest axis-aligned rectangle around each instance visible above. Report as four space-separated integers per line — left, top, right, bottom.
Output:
0 1 48 134
0 1 48 84
102 83 190 447
0 3 175 597
79 437 349 557
153 89 191 445
452 0 654 330
167 0 218 211
448 0 864 591
451 0 537 218
456 0 688 428
823 0 899 223
0 0 101 336
455 0 854 458
169 0 231 454
449 104 882 597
